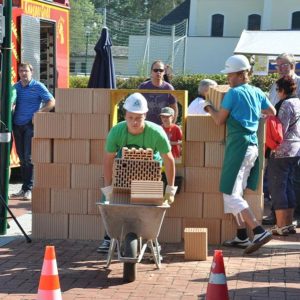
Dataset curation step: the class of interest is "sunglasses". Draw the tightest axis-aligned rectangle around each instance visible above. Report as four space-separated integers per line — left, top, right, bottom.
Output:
275 63 290 69
152 68 164 73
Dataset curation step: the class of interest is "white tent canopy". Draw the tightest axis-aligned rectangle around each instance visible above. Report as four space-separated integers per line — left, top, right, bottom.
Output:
234 30 300 57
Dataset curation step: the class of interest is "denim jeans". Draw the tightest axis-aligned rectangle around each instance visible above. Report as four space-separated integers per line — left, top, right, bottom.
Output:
13 122 33 191
268 156 297 210
293 160 300 216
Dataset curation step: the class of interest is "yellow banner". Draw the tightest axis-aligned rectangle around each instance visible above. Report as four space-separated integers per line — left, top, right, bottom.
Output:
22 0 51 19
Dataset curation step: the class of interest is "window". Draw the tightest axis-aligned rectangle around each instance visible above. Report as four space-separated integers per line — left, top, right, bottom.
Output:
211 14 224 37
248 14 261 30
70 62 75 73
81 62 87 73
292 11 300 29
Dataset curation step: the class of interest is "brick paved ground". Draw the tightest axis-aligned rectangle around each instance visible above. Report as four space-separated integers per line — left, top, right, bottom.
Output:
1 236 300 300
1 183 300 299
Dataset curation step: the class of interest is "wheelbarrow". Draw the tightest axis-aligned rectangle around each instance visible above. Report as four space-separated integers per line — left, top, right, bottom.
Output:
97 202 169 282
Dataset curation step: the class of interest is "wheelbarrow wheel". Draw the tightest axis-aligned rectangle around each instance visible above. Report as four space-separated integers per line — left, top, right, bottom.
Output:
123 232 138 283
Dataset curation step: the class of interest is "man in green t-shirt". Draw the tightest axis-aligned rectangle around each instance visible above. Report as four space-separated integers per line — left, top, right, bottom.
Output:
98 92 177 253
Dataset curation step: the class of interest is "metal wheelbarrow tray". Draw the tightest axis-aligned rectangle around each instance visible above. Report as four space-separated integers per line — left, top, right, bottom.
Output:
97 203 168 281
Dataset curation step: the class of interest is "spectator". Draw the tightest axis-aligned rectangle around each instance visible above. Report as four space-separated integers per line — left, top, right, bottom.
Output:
139 60 178 125
268 75 300 235
160 107 182 159
263 53 300 226
164 64 173 83
204 54 275 254
10 63 55 201
97 93 177 253
188 79 217 115
269 53 300 106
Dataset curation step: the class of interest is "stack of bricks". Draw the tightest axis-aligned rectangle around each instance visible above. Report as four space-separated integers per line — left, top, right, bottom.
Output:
112 148 161 192
131 180 164 206
31 87 266 247
31 88 110 240
111 147 163 205
122 147 153 160
160 86 265 245
207 84 230 109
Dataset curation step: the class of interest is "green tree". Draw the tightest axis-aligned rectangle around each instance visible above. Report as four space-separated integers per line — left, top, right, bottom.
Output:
92 0 185 22
70 0 103 54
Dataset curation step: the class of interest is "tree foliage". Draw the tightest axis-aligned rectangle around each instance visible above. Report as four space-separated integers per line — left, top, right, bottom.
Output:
70 0 103 54
92 0 185 22
70 0 186 54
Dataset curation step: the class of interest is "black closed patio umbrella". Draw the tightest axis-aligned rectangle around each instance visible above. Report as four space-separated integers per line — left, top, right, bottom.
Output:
88 26 116 88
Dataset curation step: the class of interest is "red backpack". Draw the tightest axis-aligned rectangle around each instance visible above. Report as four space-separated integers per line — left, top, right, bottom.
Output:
265 115 283 150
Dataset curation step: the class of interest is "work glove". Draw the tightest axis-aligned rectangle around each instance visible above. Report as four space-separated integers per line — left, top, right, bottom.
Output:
101 185 113 203
164 185 178 205
203 100 214 112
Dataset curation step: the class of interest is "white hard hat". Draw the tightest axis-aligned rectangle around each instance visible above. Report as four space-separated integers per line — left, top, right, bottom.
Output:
123 93 148 113
221 55 251 74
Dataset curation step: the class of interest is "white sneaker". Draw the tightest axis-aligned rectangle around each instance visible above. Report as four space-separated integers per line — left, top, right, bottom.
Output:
10 189 25 199
23 190 32 201
244 231 272 254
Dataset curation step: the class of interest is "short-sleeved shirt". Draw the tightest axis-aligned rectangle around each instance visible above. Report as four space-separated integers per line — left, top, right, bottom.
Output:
139 80 176 125
13 79 53 125
162 124 182 158
187 97 210 115
105 120 171 163
275 97 300 158
221 83 272 144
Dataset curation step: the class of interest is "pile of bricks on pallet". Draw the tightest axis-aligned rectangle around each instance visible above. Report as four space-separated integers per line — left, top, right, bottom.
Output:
31 87 265 245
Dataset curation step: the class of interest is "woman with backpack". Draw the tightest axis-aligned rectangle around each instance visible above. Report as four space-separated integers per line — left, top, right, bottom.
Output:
268 75 300 235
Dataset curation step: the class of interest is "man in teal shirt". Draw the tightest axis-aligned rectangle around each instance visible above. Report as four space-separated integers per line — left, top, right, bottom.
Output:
204 55 276 254
98 92 177 253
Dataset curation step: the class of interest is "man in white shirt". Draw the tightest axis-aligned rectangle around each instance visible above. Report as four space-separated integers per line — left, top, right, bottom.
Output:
269 53 300 106
188 79 217 115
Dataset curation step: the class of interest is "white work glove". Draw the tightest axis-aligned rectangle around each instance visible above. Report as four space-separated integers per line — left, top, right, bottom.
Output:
203 100 214 113
101 185 113 202
164 185 178 205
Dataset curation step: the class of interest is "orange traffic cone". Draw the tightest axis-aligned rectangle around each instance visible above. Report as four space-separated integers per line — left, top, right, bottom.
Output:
37 246 62 300
206 250 229 300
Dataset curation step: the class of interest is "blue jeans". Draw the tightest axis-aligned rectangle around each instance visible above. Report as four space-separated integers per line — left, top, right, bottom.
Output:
294 161 300 216
13 122 33 191
268 156 298 210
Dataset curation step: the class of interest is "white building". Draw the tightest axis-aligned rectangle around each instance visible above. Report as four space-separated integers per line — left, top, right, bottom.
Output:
128 0 300 75
186 0 300 74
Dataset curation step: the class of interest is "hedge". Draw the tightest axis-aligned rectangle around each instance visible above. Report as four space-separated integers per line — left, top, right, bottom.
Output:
70 73 278 105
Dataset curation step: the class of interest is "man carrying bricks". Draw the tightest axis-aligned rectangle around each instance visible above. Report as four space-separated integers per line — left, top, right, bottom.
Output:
97 92 177 253
203 54 276 254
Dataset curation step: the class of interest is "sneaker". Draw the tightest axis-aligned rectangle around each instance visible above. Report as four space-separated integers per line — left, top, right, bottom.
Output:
23 190 32 201
293 219 300 228
10 189 25 200
271 225 289 236
145 242 163 261
262 214 276 225
244 231 272 254
97 239 111 253
222 237 251 249
287 224 297 234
